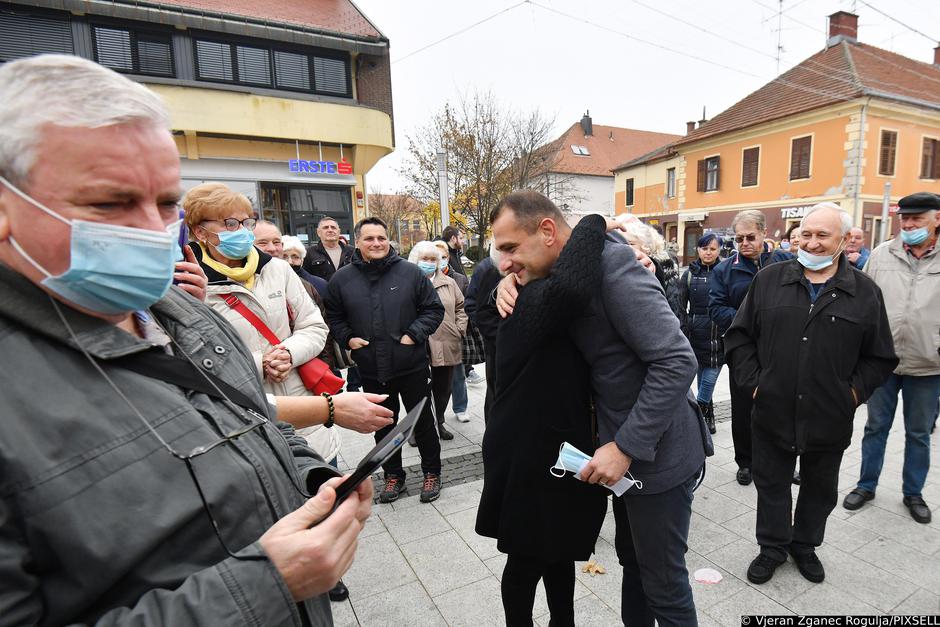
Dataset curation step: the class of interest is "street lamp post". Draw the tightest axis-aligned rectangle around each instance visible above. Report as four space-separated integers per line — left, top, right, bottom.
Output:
437 151 450 230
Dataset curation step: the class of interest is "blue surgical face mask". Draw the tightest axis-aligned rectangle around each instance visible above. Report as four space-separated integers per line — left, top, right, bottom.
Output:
417 261 438 276
208 227 256 260
780 241 791 250
797 242 844 271
439 258 449 272
1 175 179 315
549 441 642 496
900 226 930 246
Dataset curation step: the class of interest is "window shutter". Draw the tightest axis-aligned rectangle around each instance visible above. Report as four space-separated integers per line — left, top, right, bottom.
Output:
195 40 234 81
696 159 706 192
0 11 73 62
790 137 811 180
93 26 173 77
742 147 759 187
274 50 311 90
313 55 348 94
921 138 933 179
878 131 897 176
626 178 635 206
713 155 720 190
137 34 173 76
933 140 940 180
93 27 133 71
235 45 271 85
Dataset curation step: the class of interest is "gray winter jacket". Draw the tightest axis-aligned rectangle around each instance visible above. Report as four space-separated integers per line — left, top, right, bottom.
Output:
0 263 340 626
569 237 713 495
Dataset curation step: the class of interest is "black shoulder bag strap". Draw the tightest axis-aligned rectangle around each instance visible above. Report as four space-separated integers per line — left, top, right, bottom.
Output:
110 349 268 416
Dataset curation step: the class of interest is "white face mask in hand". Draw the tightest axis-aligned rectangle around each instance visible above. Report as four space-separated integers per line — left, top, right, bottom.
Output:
549 442 643 496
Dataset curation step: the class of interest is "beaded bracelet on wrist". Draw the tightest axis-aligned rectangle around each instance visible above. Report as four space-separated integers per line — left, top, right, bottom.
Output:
321 392 335 428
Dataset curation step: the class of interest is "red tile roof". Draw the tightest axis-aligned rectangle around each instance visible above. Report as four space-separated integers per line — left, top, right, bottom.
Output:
546 123 680 177
674 40 940 148
152 0 383 40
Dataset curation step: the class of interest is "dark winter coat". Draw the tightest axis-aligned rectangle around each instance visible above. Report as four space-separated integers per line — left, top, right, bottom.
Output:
303 241 354 281
708 249 792 334
476 216 608 561
447 245 467 277
724 257 898 452
678 259 724 369
325 249 444 383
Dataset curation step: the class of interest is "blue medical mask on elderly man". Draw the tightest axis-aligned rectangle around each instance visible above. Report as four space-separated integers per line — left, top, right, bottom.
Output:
1 175 181 315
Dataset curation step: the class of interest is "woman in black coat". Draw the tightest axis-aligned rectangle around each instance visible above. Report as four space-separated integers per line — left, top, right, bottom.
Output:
476 215 608 627
677 233 724 434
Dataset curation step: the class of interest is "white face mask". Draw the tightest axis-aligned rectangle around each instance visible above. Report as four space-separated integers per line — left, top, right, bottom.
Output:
549 441 643 497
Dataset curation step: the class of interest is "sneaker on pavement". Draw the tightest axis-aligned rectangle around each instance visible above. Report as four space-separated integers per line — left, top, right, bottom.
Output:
378 476 406 503
455 412 470 423
328 580 349 602
903 496 932 524
746 553 785 584
466 370 484 385
842 488 874 511
736 467 752 486
438 423 454 440
788 548 825 583
420 473 441 503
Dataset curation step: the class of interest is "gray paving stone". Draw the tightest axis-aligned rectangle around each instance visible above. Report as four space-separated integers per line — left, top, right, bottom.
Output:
400 529 490 597
704 587 792 625
853 536 940 595
704 538 814 605
573 538 623 615
701 463 738 489
535 593 622 626
433 575 507 627
430 481 482 517
785 581 882 615
843 503 940 555
688 511 741 555
890 588 940 614
378 499 452 545
814 514 879 553
360 513 387 540
343 531 416 601
817 544 918 612
352 581 447 627
692 485 754 524
705 445 736 468
721 510 757 541
597 509 617 545
712 478 759 509
445 506 500 561
329 598 359 627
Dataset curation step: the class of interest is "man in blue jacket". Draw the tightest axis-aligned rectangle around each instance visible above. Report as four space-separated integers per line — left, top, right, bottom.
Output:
709 210 792 486
326 217 445 503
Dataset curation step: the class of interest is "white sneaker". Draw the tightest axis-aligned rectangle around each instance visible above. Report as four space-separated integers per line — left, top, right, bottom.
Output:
466 371 484 386
455 412 470 423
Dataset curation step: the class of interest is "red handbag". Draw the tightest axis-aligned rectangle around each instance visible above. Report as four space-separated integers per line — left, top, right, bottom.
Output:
221 294 345 395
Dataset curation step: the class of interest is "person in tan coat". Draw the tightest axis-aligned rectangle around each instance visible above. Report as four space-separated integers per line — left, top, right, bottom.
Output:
409 240 467 440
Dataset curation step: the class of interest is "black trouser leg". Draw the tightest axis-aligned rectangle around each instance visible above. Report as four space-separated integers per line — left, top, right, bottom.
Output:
751 434 796 562
430 365 455 425
363 370 441 478
612 476 698 627
483 341 497 424
501 555 575 627
791 449 843 554
729 373 754 469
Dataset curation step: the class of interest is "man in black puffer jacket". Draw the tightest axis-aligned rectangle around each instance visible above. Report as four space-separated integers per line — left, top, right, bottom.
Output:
326 217 445 503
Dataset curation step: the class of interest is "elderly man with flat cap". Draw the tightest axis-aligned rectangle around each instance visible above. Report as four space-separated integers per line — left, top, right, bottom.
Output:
844 192 940 524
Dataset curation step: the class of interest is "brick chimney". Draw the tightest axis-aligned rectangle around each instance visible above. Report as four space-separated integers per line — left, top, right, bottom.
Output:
686 121 696 134
580 111 593 137
827 11 858 47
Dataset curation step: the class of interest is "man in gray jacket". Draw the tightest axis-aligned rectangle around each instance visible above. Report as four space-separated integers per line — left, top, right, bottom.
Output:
495 191 711 627
0 54 390 626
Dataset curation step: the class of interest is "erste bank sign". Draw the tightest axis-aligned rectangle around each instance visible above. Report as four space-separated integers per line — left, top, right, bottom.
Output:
288 158 353 175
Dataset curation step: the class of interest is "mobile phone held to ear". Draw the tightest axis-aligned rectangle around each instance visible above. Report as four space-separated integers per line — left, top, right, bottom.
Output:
314 397 427 524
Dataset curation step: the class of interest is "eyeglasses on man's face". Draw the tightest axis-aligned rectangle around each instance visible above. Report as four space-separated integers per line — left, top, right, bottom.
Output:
734 233 759 243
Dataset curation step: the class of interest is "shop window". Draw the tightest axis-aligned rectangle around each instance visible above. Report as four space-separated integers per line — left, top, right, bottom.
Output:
625 178 635 207
697 156 719 192
666 167 676 198
789 136 812 180
741 147 759 187
93 26 174 77
920 137 940 179
878 130 897 176
0 9 73 62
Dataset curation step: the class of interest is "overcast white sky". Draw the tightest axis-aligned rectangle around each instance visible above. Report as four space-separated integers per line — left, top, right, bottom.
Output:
353 0 940 191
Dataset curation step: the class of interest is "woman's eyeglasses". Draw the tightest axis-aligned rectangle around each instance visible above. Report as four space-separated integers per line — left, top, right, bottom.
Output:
204 218 258 231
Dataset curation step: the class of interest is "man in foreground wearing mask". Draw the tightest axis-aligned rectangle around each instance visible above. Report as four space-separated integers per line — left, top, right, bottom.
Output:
724 203 897 585
843 192 940 524
0 54 393 625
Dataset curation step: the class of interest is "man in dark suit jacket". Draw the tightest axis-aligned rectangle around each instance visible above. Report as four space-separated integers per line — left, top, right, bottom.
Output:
304 216 354 281
494 192 712 627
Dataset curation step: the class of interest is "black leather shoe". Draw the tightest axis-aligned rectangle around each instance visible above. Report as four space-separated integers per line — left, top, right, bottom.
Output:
746 553 784 584
788 548 825 583
842 488 874 511
328 580 349 602
903 496 932 524
438 423 454 441
792 471 801 485
736 467 752 486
